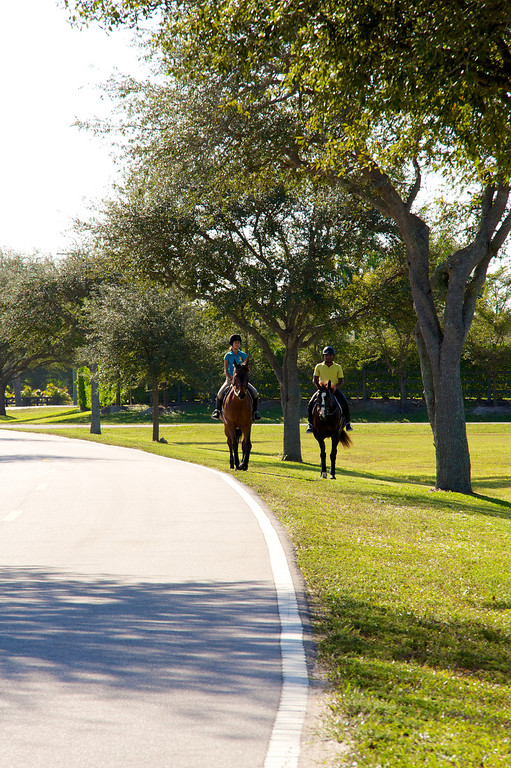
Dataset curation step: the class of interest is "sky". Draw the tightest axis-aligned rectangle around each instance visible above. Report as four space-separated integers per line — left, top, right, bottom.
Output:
0 0 148 256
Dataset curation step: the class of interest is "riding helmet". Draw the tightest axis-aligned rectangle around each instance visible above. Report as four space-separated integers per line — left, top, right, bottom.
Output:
322 345 335 355
229 333 242 345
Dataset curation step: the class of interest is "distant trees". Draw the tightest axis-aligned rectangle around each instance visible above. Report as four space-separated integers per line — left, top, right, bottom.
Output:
351 267 419 408
0 251 86 416
85 283 189 441
464 268 511 404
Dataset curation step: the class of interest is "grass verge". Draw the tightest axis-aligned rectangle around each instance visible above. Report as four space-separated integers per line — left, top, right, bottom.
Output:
4 418 511 767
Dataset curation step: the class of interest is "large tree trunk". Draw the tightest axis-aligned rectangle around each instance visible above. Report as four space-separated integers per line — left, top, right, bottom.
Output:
400 209 473 492
152 376 160 442
279 343 303 462
433 363 471 492
417 332 471 492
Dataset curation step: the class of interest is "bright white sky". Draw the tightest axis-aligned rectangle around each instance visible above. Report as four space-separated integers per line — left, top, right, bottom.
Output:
0 0 147 256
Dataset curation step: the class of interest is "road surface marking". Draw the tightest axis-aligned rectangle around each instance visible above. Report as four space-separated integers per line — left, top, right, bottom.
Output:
209 469 309 768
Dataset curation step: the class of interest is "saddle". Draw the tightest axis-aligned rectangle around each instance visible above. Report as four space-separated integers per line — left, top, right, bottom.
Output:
221 385 253 410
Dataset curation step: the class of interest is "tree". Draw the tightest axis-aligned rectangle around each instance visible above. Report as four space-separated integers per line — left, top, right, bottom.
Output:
353 267 419 407
85 282 188 442
94 173 394 460
0 251 86 417
464 268 511 403
75 67 400 461
66 0 511 492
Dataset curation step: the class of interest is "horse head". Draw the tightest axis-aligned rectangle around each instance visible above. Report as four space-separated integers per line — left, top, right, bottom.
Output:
317 380 337 419
232 360 249 399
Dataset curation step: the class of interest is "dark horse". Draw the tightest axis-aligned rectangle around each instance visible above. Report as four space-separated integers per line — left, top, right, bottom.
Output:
311 381 352 479
222 360 253 470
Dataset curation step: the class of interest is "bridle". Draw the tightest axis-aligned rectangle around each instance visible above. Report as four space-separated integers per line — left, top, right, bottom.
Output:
318 387 338 420
232 366 249 399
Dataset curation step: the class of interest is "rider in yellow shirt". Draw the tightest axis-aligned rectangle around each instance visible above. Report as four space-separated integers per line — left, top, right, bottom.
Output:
305 346 352 433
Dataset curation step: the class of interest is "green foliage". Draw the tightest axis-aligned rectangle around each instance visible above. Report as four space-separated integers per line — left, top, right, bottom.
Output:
65 0 511 489
0 248 92 417
76 366 90 411
464 268 511 400
43 382 73 404
69 0 511 179
85 282 189 392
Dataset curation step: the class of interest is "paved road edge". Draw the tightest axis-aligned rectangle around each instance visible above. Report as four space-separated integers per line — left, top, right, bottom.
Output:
207 469 309 768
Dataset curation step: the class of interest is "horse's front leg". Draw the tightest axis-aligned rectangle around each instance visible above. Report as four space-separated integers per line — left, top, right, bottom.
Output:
225 428 237 469
232 433 240 469
240 430 252 471
330 436 339 480
317 437 327 479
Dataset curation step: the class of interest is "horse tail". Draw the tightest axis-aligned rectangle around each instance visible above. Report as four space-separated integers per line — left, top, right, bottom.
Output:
339 429 352 449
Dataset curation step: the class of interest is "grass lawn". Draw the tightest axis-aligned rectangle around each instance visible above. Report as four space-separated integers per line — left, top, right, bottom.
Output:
2 411 511 767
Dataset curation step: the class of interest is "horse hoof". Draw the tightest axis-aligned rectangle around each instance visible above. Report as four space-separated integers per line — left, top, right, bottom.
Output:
330 475 336 480
320 472 327 479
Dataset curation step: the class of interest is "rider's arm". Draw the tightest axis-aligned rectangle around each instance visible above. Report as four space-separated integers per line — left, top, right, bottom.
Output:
224 358 230 379
337 377 344 389
313 374 320 389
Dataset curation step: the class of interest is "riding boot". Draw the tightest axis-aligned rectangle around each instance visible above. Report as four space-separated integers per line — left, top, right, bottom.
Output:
305 397 314 432
252 396 261 421
211 396 223 420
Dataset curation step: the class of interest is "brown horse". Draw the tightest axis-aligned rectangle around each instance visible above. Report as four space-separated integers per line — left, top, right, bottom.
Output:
311 381 352 479
222 360 253 470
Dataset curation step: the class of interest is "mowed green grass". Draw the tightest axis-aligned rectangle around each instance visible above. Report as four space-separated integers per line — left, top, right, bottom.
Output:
6 419 511 767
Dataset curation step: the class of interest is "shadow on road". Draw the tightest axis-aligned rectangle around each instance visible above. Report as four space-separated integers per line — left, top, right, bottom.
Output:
0 569 282 701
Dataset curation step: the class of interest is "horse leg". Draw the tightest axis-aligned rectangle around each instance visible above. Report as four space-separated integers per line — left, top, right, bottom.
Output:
240 428 252 470
224 423 238 469
232 429 241 469
226 433 236 469
330 435 339 479
318 437 327 479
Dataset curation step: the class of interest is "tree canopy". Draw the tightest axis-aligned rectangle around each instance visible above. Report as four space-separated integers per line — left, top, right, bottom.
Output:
85 282 188 440
0 251 88 416
66 0 511 491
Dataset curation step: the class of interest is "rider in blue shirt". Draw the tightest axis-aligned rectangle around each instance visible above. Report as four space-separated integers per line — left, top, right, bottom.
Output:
212 334 261 420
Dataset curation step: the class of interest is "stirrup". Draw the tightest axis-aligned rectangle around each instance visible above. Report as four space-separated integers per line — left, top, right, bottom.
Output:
253 411 261 421
211 409 221 420
305 423 313 433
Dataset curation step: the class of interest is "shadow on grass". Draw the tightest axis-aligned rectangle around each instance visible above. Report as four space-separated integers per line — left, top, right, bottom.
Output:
318 592 511 754
321 594 511 685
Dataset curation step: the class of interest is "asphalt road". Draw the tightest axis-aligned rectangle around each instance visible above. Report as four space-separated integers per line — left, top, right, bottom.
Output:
0 430 308 768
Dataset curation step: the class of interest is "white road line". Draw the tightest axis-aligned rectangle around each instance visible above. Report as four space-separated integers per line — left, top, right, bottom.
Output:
210 469 309 768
